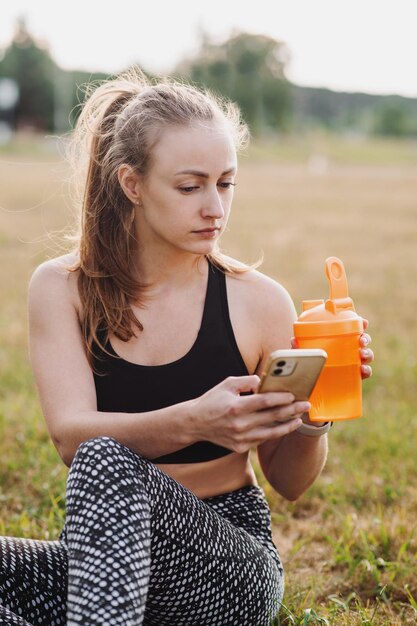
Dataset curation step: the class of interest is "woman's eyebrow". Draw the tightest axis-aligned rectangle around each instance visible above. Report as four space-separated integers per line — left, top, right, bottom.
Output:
174 167 237 178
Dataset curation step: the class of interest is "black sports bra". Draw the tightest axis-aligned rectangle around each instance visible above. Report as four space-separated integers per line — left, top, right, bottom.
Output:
93 261 249 463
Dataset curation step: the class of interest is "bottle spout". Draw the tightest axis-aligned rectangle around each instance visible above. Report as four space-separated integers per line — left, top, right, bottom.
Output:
325 257 355 312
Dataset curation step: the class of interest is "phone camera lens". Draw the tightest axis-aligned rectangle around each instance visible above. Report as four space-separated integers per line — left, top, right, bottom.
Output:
273 368 283 376
277 360 286 367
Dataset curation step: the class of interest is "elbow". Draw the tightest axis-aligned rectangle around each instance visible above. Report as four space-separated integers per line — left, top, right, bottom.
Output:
278 489 306 502
52 433 76 468
49 415 87 467
61 449 76 468
279 487 306 502
270 476 316 502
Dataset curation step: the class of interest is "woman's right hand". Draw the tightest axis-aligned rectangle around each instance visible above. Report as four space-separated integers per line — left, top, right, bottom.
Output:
188 375 310 454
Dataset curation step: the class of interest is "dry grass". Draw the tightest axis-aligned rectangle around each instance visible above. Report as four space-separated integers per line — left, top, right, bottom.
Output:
1 131 417 624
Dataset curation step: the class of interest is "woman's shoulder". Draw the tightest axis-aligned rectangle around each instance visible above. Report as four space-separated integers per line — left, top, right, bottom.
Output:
223 255 297 351
29 252 81 311
223 255 295 313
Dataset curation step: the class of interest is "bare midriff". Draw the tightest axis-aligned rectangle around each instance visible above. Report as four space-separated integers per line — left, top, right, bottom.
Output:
155 451 258 499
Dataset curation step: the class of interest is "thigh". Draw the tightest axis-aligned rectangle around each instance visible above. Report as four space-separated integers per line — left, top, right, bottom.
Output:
145 485 283 626
66 437 284 626
0 537 67 626
0 604 34 626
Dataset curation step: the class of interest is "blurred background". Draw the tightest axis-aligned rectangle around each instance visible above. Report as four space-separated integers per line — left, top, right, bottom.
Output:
1 0 417 139
1 2 417 624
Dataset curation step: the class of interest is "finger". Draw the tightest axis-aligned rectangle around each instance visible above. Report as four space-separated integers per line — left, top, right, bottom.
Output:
250 417 303 444
239 400 310 428
235 391 296 417
290 337 299 349
360 348 374 364
225 375 261 394
362 318 369 330
361 364 372 379
360 333 372 347
266 401 310 423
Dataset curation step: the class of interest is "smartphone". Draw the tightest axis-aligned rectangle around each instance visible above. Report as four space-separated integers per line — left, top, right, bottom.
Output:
258 349 327 400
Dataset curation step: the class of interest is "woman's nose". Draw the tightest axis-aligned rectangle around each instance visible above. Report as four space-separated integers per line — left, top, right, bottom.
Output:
202 188 225 219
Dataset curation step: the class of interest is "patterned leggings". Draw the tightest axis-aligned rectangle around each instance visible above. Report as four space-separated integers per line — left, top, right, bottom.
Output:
0 436 284 625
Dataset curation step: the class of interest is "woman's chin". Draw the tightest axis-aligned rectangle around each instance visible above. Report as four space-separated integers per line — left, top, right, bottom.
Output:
182 238 219 256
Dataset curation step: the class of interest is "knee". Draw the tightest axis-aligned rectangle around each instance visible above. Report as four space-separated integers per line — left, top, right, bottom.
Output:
71 436 127 468
71 436 149 475
67 437 153 498
67 437 132 492
79 435 124 454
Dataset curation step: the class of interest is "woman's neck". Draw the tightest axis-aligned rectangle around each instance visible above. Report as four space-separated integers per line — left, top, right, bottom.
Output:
135 248 208 295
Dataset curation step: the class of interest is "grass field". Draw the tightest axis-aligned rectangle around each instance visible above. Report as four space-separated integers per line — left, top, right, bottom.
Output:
1 131 417 624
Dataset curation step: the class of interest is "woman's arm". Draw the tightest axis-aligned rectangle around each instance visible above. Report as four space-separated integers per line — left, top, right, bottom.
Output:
251 276 330 501
28 259 203 466
257 424 329 501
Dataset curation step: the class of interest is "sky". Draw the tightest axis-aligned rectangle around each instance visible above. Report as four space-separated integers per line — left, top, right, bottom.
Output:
1 0 417 98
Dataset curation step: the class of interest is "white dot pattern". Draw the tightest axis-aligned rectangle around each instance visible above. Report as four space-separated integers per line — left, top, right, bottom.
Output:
0 537 67 625
1 436 284 625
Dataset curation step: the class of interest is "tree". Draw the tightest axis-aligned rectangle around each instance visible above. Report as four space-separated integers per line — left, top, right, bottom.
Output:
373 102 410 137
0 18 56 131
174 32 293 134
0 19 116 132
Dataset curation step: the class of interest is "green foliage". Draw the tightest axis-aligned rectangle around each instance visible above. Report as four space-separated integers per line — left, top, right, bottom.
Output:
292 85 417 136
2 21 417 138
174 32 293 134
0 18 55 131
373 103 412 137
0 19 118 133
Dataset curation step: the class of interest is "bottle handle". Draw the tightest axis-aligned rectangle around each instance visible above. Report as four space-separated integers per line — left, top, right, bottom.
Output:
325 257 356 311
325 257 349 300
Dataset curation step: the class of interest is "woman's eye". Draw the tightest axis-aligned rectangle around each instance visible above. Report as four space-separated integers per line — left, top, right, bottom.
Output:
218 182 236 190
179 182 236 193
179 186 199 193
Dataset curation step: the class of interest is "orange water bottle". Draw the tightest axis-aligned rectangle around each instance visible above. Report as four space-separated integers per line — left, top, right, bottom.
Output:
293 257 364 422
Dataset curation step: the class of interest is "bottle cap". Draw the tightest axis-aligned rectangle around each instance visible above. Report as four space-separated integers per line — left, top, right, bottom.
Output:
294 257 363 337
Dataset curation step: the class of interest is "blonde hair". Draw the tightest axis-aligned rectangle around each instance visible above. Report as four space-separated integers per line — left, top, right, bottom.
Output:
68 67 251 364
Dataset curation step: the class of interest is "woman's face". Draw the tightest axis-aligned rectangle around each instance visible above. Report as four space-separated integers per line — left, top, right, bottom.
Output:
133 121 237 257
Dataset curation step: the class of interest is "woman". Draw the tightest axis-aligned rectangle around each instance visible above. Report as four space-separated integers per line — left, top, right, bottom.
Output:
0 69 373 626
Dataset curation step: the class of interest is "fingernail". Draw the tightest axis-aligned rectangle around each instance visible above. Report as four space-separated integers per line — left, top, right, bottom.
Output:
300 402 311 411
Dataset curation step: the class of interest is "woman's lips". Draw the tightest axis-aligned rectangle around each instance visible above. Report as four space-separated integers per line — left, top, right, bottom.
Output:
192 227 220 238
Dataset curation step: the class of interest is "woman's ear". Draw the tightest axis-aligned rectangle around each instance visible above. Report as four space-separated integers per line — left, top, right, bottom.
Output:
118 164 142 205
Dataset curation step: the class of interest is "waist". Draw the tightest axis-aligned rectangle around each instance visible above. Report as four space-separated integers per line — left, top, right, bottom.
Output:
154 451 258 499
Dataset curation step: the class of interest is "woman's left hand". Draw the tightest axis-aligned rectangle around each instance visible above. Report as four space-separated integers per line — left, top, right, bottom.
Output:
291 318 374 380
360 318 373 379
